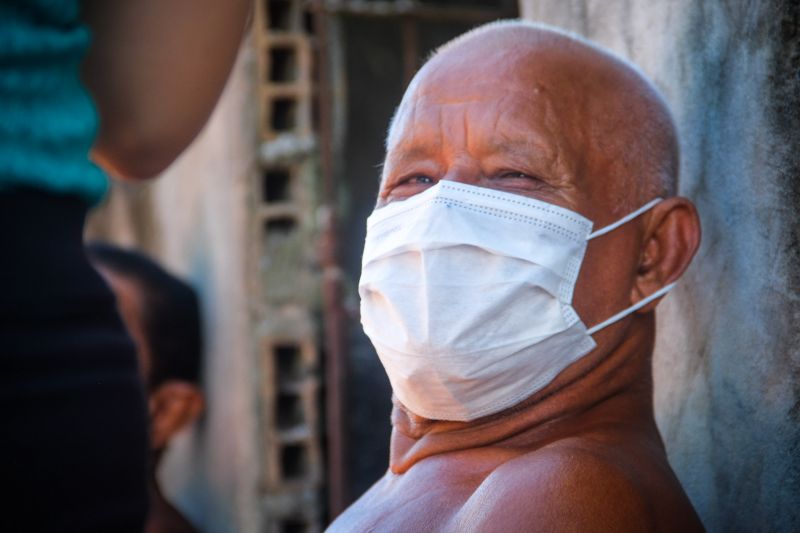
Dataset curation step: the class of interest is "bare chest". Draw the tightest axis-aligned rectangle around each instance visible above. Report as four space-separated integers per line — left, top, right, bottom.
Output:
327 460 489 533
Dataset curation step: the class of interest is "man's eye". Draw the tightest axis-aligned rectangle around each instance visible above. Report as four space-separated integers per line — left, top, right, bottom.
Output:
404 175 435 185
500 172 536 180
381 175 436 203
496 172 550 187
393 175 436 190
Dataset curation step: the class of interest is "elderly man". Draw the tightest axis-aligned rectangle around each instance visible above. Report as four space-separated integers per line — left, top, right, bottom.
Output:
330 21 704 532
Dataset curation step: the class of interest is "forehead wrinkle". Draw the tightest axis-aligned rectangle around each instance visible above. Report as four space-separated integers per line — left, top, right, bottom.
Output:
417 82 539 106
436 103 446 159
462 104 470 155
417 93 490 105
490 94 577 184
391 21 678 211
390 66 578 177
403 99 465 162
386 100 437 161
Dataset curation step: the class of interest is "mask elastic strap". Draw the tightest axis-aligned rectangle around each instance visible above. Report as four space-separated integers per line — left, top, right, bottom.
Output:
587 198 663 240
586 282 677 336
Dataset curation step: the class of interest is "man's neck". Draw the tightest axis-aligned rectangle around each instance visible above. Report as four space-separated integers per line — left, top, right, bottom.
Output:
389 319 661 474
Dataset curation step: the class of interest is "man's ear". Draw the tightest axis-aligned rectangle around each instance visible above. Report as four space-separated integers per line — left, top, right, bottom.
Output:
632 196 701 312
149 381 204 450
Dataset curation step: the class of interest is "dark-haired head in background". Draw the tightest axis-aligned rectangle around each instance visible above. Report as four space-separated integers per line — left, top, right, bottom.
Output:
87 242 204 533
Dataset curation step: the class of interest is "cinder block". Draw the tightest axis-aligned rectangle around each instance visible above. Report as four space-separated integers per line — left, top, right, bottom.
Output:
262 166 294 204
280 442 309 481
261 337 322 491
262 0 303 33
260 94 312 140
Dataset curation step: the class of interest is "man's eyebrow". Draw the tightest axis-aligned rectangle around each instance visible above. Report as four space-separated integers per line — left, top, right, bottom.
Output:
387 145 438 166
385 138 559 176
486 137 572 184
486 138 552 158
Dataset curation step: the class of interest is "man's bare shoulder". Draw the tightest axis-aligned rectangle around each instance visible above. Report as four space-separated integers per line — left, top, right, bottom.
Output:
449 437 700 533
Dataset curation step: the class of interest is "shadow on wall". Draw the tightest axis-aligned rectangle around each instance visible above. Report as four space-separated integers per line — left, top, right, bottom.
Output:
520 1 800 532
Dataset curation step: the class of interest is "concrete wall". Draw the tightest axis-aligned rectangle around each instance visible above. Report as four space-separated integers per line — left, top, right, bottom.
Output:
87 38 263 533
519 2 799 531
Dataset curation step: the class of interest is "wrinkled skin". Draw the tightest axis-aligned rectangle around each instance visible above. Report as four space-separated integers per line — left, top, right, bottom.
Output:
328 24 703 533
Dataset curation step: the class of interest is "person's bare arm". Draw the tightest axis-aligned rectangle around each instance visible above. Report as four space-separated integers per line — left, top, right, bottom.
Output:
80 0 251 180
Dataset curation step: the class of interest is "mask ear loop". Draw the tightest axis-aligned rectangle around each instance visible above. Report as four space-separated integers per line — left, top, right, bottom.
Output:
587 198 663 240
586 282 677 335
584 197 673 335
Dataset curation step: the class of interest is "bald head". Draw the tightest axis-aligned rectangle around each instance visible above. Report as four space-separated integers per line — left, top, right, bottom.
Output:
384 21 679 212
368 18 702 439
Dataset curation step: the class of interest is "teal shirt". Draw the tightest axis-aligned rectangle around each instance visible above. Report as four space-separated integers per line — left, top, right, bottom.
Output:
0 0 107 205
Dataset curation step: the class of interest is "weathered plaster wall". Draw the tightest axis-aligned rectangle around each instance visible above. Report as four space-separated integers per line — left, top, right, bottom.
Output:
151 40 261 533
518 2 799 531
87 39 262 533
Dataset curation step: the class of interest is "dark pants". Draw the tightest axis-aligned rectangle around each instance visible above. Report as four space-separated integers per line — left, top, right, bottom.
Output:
0 189 148 532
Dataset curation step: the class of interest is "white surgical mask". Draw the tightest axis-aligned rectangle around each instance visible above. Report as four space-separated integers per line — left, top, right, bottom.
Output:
359 180 674 422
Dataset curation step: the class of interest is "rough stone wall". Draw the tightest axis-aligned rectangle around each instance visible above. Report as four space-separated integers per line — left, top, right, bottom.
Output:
518 2 799 531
